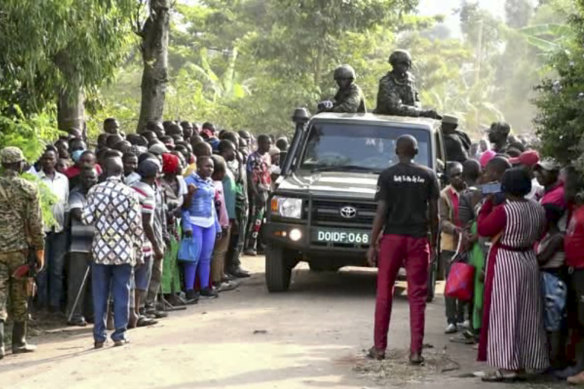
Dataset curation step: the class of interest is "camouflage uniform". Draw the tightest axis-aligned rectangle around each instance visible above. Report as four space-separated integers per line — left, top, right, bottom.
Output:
331 84 366 114
0 148 44 322
374 72 424 117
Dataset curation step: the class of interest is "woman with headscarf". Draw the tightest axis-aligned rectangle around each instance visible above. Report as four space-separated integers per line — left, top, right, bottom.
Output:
477 168 549 382
160 153 190 305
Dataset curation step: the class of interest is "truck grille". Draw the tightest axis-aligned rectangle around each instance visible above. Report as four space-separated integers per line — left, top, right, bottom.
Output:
311 199 376 228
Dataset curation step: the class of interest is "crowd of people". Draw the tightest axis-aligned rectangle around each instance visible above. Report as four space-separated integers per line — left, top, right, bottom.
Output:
369 117 584 383
3 102 584 385
0 118 288 353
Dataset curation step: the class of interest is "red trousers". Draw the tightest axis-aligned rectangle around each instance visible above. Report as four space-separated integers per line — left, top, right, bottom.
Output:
374 234 430 353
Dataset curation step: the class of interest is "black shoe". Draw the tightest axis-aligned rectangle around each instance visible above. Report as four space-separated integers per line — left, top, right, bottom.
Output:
230 268 251 278
244 249 257 256
200 287 219 298
185 290 200 304
166 294 186 307
94 341 105 349
12 322 36 354
409 352 425 365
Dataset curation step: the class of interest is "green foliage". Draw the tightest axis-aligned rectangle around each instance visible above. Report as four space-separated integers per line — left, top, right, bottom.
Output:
0 0 137 115
0 104 61 162
534 0 584 164
21 173 59 229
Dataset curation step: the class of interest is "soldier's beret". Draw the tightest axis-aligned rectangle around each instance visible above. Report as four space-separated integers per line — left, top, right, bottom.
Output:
442 115 459 125
0 146 25 164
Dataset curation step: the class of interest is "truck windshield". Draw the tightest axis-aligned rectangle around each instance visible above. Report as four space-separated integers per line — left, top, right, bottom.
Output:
299 122 432 173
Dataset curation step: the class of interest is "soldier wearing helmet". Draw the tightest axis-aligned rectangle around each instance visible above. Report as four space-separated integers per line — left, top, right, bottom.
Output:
317 64 366 114
375 50 441 119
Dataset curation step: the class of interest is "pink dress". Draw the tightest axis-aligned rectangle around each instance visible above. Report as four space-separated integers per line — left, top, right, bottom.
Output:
214 180 229 229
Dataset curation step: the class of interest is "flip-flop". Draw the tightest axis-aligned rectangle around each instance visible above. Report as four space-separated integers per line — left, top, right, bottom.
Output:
136 316 158 327
481 370 520 382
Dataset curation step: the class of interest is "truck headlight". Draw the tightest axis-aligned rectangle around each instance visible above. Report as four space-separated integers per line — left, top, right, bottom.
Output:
271 197 303 219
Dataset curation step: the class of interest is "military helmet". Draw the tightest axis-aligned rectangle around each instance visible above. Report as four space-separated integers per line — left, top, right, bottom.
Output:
333 65 356 80
388 49 412 66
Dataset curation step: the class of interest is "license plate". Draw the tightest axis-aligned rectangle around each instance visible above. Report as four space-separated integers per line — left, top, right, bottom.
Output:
312 228 370 245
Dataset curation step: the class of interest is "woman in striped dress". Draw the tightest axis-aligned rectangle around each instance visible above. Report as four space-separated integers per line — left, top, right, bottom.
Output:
477 168 549 382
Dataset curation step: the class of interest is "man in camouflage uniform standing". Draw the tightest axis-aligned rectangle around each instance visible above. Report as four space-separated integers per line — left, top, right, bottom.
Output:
318 65 366 114
0 147 45 358
374 50 441 119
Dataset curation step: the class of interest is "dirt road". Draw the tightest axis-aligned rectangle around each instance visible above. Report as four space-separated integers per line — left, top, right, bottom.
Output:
0 257 559 388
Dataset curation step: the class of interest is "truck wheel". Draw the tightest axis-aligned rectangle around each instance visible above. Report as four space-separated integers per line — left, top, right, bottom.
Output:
265 245 293 292
426 259 438 303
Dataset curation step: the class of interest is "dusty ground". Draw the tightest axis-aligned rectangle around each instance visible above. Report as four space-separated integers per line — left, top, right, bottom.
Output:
0 256 565 388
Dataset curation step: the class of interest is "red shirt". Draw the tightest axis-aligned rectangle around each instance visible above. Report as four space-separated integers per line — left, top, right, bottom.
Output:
565 205 584 268
541 181 566 210
64 164 103 179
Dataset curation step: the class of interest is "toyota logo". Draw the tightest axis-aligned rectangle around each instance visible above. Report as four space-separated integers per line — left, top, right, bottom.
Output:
340 206 357 219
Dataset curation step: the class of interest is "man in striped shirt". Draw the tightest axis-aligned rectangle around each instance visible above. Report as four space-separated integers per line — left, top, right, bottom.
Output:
130 158 164 327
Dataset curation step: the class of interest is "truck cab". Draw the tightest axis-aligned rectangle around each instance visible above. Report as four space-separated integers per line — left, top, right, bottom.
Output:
264 110 445 298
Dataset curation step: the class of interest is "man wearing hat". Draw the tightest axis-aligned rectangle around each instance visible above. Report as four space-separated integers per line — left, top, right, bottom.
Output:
535 158 566 211
0 146 45 358
318 64 366 113
441 115 471 163
509 150 543 200
374 49 441 119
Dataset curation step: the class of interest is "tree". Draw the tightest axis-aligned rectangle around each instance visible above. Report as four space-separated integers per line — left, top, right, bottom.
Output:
533 0 584 163
0 0 136 134
136 0 171 131
506 0 535 28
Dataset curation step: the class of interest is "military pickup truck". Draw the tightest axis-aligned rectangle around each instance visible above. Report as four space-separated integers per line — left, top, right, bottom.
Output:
264 109 445 300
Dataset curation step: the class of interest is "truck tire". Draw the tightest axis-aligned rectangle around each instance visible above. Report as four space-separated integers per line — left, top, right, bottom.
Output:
426 259 438 303
265 245 293 292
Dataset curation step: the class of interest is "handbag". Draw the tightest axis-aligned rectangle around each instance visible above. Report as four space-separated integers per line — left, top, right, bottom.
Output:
444 232 475 301
177 235 200 262
445 261 475 301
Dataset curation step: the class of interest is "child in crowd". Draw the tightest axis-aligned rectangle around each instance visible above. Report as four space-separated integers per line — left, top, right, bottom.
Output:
537 204 567 369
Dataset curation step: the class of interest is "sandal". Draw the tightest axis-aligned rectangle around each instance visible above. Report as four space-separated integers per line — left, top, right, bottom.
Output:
136 316 158 327
481 370 520 382
366 346 385 360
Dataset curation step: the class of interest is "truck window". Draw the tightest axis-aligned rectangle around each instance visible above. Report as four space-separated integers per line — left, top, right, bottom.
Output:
299 122 431 173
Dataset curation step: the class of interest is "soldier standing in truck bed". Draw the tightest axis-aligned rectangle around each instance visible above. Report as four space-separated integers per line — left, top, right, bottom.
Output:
0 146 45 359
318 65 366 114
375 50 441 120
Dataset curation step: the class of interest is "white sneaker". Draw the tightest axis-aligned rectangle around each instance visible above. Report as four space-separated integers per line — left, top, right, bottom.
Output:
458 320 470 329
445 323 457 334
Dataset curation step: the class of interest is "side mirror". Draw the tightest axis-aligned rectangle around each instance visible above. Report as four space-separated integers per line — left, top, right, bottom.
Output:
291 108 311 125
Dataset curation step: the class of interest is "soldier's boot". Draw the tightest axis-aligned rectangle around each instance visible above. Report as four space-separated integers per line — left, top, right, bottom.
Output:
12 322 36 354
0 320 5 359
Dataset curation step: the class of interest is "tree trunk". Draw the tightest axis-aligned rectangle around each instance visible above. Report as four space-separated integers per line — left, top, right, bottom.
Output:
57 87 85 137
137 0 170 132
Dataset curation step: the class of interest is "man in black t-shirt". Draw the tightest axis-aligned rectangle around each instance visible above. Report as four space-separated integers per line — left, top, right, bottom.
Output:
367 135 440 364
